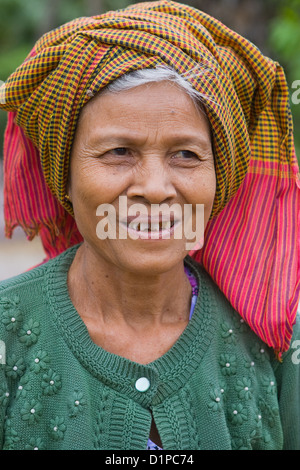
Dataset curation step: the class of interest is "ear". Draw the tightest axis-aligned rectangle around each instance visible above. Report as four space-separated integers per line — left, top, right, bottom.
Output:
64 178 72 204
65 167 72 202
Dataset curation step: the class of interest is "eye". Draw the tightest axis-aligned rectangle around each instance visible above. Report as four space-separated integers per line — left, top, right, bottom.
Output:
174 150 199 159
110 147 129 156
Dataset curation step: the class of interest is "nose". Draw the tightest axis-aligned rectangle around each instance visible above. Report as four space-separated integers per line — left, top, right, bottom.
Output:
126 158 177 204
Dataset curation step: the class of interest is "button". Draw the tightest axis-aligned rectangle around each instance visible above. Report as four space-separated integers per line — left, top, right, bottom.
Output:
135 377 150 392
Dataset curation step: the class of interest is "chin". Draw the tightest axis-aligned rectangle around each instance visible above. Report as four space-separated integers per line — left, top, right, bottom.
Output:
82 237 188 275
112 245 188 276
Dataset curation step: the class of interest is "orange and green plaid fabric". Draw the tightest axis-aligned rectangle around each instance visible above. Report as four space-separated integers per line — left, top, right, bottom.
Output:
2 0 285 216
1 0 299 355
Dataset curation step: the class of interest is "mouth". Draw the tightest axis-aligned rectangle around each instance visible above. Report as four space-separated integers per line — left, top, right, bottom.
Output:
119 216 179 240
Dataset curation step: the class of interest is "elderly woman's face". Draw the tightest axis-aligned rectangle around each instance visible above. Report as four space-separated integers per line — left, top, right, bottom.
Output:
69 81 216 274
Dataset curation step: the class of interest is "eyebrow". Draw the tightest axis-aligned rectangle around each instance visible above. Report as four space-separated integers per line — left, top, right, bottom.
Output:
88 131 213 152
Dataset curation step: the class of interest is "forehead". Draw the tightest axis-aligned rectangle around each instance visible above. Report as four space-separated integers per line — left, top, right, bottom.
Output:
77 81 212 145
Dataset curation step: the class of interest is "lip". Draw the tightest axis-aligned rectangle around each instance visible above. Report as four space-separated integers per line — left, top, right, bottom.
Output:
121 214 176 225
118 217 181 240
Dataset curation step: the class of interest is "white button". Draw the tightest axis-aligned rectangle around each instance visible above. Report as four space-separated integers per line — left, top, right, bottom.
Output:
135 377 150 392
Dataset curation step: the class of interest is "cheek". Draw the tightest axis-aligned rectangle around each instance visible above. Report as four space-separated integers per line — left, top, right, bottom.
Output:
204 177 217 221
188 170 216 229
69 165 131 242
188 169 216 206
70 162 123 210
204 174 217 208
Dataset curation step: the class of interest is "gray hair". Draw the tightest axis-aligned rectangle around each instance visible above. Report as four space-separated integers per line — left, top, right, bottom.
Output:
103 66 213 109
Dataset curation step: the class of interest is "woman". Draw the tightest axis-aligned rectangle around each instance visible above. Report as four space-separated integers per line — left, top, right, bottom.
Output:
0 1 299 450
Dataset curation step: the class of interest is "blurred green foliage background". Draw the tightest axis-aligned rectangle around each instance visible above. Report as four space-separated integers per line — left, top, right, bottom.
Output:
0 0 299 157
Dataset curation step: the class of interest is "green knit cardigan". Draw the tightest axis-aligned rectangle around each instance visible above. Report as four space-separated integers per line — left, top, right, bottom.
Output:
0 245 299 450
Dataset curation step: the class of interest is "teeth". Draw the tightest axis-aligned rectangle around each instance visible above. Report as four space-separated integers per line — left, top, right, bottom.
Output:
151 223 160 232
140 223 149 232
161 220 171 230
128 220 173 232
130 222 139 231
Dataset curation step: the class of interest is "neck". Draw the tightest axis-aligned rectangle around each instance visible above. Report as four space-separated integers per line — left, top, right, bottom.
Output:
67 243 192 329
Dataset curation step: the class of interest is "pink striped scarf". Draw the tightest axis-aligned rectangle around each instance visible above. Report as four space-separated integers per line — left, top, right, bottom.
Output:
192 157 300 357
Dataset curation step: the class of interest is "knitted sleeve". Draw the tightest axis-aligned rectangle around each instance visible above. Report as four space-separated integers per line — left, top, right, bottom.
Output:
273 315 300 450
0 287 19 450
0 319 8 449
0 367 7 449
